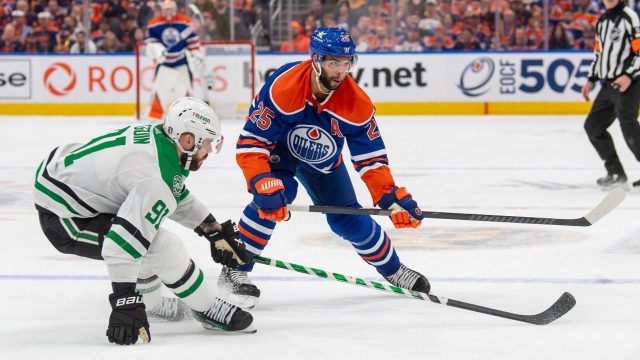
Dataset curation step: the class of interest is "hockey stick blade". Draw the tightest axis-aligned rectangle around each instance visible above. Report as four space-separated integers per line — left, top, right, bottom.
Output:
253 255 576 325
288 188 625 226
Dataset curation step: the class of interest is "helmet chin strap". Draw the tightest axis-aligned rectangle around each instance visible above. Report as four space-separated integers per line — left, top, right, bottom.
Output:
313 60 332 95
179 153 194 170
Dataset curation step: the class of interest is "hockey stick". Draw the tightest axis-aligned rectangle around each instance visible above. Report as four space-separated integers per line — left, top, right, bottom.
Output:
253 255 576 325
288 187 625 226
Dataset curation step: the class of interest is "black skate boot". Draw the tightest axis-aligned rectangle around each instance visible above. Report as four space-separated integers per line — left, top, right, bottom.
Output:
384 264 430 294
147 297 192 321
596 172 627 187
632 179 640 190
192 297 256 333
218 266 260 309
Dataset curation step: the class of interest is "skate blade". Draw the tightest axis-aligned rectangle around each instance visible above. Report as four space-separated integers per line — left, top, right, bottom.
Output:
201 323 257 334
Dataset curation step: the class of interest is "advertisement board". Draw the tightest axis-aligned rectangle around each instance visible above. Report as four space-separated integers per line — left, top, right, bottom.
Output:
0 51 597 115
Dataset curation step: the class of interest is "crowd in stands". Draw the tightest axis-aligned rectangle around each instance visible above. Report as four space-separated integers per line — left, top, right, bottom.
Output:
0 0 630 54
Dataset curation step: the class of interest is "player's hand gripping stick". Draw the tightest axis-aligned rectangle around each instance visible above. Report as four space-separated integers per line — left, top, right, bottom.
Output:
250 173 288 222
377 186 424 228
195 216 250 268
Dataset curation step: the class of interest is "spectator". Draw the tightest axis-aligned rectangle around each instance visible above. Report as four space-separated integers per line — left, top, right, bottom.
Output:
367 0 388 36
321 13 337 28
464 8 490 49
335 0 351 30
418 0 442 36
511 27 535 50
575 24 595 50
308 0 323 22
119 16 138 51
32 11 57 52
15 0 36 26
0 23 22 52
498 9 517 47
11 10 32 42
92 19 110 48
46 0 65 29
549 22 572 49
98 29 122 53
279 20 309 52
22 31 39 53
70 29 97 54
408 0 426 17
200 11 221 41
303 14 319 38
510 0 532 27
454 27 481 50
54 23 72 53
395 25 424 51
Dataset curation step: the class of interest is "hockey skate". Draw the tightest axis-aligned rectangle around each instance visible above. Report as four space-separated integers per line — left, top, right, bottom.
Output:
218 266 260 309
384 264 431 294
597 173 627 188
147 296 192 321
192 297 256 333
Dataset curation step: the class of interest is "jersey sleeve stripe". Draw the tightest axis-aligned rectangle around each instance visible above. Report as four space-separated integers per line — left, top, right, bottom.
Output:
237 138 276 149
355 162 388 176
351 149 388 162
240 131 273 144
35 161 82 216
112 217 151 249
236 147 272 156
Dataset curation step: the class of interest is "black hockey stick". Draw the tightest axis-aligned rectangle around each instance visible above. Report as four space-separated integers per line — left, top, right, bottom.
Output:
253 255 576 325
288 187 625 226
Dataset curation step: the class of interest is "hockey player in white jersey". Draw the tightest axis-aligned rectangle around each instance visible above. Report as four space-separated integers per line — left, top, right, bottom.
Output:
34 98 254 345
145 0 214 120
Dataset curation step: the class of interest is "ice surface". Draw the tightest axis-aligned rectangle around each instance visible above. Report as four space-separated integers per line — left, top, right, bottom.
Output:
0 115 638 359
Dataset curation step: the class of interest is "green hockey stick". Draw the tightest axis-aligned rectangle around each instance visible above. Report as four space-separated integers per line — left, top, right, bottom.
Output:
253 255 576 325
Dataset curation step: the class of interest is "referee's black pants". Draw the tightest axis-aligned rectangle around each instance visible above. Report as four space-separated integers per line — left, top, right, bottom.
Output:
584 79 640 175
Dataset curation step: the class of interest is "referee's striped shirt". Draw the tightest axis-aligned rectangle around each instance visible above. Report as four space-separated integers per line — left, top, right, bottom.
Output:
588 2 640 81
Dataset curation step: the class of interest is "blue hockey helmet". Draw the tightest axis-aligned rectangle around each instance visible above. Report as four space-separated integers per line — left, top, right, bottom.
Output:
309 27 358 66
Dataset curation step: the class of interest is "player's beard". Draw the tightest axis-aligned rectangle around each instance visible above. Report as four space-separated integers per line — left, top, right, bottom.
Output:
180 153 207 171
318 71 343 91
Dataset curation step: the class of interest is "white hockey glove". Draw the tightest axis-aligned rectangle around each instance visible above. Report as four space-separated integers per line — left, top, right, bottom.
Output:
195 215 250 268
146 42 166 64
188 49 206 75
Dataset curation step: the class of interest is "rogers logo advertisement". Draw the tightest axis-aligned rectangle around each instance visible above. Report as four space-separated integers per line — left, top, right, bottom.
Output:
44 62 77 96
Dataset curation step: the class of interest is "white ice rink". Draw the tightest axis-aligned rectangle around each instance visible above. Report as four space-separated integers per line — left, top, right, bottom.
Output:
1 114 638 359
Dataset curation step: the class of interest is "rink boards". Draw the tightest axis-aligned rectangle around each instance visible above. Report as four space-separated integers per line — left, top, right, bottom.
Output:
0 51 596 116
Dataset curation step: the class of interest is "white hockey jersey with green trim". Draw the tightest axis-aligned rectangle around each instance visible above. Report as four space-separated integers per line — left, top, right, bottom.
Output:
34 123 210 282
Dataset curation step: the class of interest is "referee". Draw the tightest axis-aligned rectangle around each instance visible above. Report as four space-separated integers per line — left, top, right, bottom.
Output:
582 0 640 188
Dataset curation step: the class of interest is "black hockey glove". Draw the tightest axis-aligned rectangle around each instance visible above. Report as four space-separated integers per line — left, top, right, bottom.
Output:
106 282 150 345
195 215 250 268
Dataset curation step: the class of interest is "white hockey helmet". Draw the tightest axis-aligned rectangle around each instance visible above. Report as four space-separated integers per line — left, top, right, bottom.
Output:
163 97 222 159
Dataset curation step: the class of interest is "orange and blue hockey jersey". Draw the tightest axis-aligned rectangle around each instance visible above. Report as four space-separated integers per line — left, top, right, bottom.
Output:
236 59 397 205
145 14 200 68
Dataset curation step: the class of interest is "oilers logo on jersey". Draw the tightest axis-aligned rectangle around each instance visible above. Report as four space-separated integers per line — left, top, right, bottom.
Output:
161 27 181 48
287 125 337 164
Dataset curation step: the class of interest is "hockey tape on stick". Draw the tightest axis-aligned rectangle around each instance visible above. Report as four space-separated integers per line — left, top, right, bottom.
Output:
253 255 576 325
